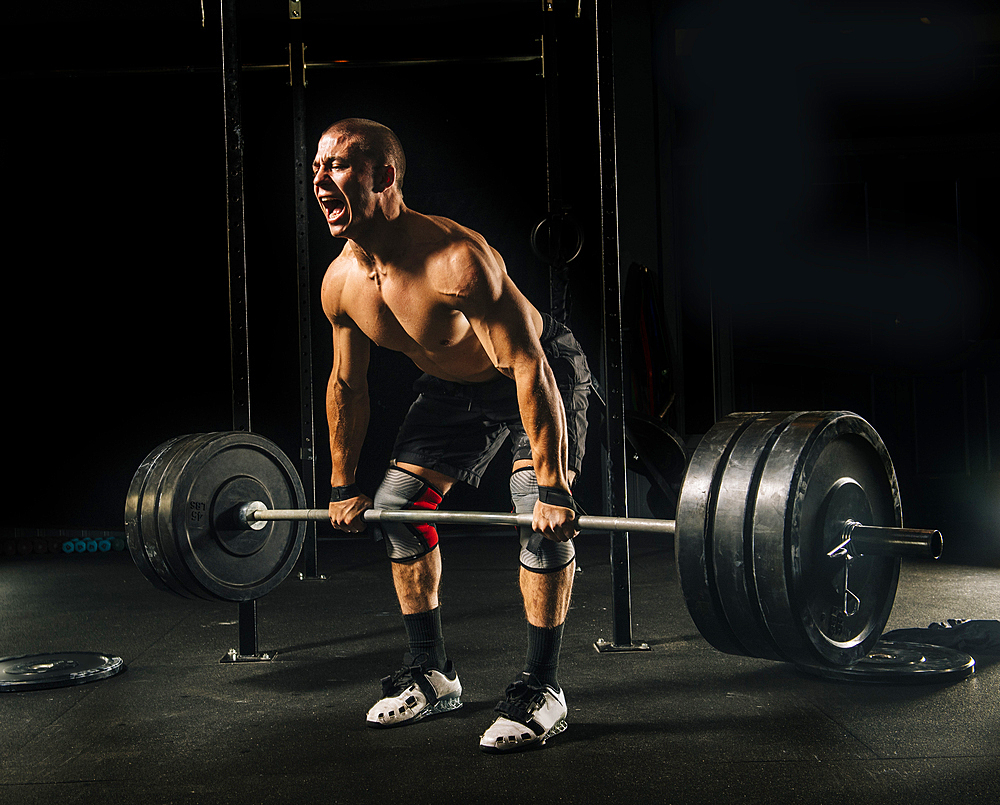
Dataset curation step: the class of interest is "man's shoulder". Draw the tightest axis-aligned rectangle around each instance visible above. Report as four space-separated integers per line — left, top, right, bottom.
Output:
418 214 489 254
324 241 355 272
415 216 497 275
320 244 359 319
322 242 363 287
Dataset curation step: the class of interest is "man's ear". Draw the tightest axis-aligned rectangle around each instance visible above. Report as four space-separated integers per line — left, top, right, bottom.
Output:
373 164 395 193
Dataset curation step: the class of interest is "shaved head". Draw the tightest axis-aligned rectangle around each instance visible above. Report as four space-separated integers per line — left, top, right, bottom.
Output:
323 118 406 192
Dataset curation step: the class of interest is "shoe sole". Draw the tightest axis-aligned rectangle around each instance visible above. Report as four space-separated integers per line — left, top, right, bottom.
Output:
480 717 568 754
366 692 463 729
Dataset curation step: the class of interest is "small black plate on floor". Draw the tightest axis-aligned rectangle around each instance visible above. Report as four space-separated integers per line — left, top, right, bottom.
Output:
0 652 126 691
799 640 975 684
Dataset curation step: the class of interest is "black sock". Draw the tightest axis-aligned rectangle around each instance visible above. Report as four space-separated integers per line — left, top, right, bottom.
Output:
524 622 564 691
402 607 448 671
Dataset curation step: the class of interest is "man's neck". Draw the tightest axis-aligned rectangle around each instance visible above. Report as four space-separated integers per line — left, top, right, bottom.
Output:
346 206 412 274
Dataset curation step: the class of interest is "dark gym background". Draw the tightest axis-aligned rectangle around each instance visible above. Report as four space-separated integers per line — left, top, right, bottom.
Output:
2 4 999 805
2 0 997 563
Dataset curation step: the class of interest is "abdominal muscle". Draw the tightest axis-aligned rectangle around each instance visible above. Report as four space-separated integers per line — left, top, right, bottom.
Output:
383 321 505 384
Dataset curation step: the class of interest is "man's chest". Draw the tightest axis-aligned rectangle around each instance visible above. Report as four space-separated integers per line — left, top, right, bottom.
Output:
348 275 471 354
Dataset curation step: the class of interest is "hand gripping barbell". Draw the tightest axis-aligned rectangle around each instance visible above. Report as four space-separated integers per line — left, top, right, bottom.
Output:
125 411 943 671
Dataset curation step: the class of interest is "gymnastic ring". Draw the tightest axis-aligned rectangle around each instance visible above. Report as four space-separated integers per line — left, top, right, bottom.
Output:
531 212 584 267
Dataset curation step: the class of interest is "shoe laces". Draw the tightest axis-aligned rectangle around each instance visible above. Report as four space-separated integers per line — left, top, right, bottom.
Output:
381 652 433 699
495 674 547 722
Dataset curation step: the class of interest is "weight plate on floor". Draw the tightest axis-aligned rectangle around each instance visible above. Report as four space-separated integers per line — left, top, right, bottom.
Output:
752 412 901 667
709 412 791 662
155 431 306 602
0 652 125 691
676 412 761 656
799 640 975 684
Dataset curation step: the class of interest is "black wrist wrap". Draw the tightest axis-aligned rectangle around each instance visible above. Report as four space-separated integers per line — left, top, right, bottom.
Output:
330 484 361 503
537 486 585 516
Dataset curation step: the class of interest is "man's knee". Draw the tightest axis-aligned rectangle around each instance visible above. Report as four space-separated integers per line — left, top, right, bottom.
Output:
373 467 444 562
509 468 576 573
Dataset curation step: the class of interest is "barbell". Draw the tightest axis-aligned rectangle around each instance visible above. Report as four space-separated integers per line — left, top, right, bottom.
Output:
124 411 943 671
240 506 938 559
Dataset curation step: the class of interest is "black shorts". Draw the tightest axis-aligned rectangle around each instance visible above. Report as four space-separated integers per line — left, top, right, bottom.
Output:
391 315 592 487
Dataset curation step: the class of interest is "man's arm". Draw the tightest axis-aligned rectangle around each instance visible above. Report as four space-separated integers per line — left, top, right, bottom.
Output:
324 273 374 531
448 244 577 540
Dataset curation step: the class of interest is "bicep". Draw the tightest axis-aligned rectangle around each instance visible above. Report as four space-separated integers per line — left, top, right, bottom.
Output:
331 315 371 390
322 260 371 389
460 272 543 376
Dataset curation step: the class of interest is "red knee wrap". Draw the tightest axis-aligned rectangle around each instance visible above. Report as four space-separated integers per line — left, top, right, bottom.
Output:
409 485 443 550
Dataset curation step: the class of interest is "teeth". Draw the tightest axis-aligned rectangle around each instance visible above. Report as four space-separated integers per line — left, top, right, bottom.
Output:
320 198 345 220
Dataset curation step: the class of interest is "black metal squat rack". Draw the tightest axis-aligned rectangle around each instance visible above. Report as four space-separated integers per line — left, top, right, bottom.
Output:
217 0 644 661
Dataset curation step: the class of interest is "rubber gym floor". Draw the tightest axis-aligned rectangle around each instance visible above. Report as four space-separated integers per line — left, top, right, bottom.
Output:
2 530 998 805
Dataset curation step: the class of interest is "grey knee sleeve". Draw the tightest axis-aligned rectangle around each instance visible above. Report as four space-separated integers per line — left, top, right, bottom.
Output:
373 467 443 562
510 468 576 573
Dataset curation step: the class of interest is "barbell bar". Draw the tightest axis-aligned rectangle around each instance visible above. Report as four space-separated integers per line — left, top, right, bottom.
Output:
124 411 945 670
239 502 942 560
241 503 673 535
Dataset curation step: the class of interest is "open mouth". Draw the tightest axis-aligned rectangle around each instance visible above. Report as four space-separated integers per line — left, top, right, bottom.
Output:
318 196 347 224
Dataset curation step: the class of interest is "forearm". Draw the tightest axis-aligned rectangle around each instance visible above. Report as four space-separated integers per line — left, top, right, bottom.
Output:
514 359 570 491
327 375 370 487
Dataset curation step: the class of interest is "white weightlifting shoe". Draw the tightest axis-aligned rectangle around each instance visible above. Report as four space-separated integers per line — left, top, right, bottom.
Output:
366 654 463 729
480 673 568 753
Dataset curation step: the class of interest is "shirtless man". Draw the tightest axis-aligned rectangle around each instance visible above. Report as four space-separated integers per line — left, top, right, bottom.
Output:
317 119 592 753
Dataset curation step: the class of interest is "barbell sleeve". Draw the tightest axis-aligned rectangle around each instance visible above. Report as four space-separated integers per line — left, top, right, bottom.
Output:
843 521 944 560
